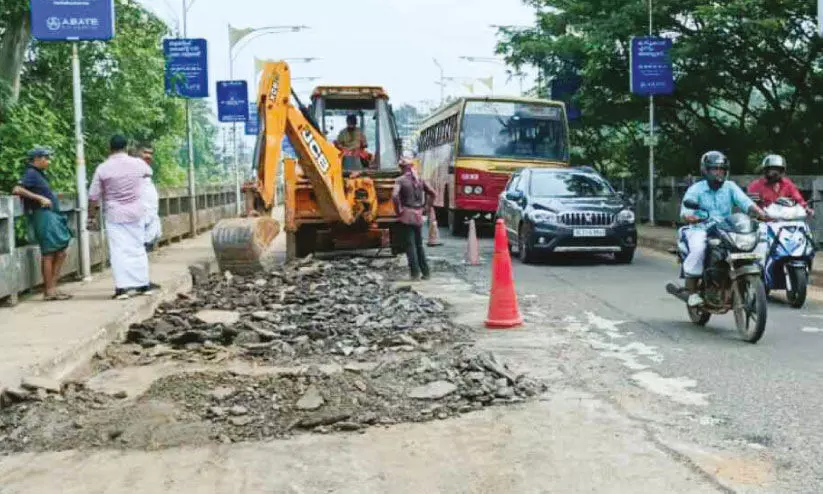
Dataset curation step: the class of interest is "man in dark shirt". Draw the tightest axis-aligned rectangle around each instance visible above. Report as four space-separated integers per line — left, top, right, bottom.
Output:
392 158 436 280
12 147 73 301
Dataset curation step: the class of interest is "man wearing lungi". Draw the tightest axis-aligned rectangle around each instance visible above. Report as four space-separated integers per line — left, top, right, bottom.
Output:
12 147 73 301
88 135 153 300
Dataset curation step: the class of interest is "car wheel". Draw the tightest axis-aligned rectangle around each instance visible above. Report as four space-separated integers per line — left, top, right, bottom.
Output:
518 225 534 264
615 248 635 264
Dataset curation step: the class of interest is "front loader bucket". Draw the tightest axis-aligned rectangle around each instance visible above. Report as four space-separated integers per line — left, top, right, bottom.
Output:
211 217 281 275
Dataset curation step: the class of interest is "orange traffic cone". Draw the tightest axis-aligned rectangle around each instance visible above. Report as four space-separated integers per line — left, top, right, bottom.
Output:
485 219 523 329
466 219 480 265
427 208 443 247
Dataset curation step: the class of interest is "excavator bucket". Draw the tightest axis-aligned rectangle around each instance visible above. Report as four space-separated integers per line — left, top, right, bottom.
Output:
211 217 281 275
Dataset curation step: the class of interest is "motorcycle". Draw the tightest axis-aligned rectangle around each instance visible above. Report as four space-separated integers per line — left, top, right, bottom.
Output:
756 197 816 308
666 199 768 343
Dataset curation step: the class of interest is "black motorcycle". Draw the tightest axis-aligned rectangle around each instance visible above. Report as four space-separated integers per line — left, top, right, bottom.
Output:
666 200 768 343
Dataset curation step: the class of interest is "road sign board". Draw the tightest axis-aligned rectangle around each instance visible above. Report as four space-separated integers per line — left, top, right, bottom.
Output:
629 36 674 96
216 81 249 123
31 0 115 41
550 77 582 120
245 103 259 135
163 39 208 99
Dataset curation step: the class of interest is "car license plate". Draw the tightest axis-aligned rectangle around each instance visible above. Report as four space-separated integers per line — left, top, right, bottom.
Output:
729 252 759 261
573 228 606 238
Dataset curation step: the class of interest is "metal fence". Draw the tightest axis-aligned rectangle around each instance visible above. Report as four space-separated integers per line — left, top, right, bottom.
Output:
618 175 823 239
0 183 238 305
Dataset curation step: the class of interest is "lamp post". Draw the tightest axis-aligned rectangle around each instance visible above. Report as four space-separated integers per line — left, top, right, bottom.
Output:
181 0 198 235
459 55 525 95
647 0 655 225
433 58 444 105
228 24 309 214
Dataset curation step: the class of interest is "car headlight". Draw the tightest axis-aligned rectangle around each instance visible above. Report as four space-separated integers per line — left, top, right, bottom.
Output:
463 185 473 195
730 232 758 252
617 209 635 224
473 185 483 195
529 210 558 224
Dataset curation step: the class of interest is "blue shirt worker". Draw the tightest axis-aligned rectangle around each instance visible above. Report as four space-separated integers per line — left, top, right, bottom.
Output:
12 147 73 301
679 150 766 307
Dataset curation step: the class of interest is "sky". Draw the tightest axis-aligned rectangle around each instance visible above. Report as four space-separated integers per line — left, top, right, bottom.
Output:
137 0 538 112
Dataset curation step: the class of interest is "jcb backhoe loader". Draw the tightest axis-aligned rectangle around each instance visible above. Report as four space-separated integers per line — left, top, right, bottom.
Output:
211 61 405 274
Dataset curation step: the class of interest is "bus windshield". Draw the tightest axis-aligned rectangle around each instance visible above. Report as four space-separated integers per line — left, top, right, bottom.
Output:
459 100 569 162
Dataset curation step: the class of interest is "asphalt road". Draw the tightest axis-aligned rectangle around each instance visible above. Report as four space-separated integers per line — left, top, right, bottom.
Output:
430 227 823 493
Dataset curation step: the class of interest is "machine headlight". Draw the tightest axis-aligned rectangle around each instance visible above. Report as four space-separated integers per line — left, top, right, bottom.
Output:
729 232 758 252
473 185 484 195
463 185 473 195
617 209 635 224
529 210 558 224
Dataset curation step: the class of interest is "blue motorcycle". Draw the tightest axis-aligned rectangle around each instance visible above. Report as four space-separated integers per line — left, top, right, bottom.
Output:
757 198 816 308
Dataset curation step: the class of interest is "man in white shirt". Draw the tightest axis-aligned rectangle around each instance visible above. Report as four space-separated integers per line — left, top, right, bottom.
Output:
139 142 162 292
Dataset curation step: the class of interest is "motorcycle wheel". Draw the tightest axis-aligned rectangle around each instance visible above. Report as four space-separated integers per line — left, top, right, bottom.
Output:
786 266 808 309
687 306 711 326
734 276 768 344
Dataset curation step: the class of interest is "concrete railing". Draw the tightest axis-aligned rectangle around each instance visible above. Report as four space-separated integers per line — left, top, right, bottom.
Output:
617 175 823 240
0 183 238 305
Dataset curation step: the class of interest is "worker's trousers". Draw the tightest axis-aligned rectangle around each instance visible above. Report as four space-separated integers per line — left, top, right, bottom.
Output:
682 227 708 278
402 223 430 279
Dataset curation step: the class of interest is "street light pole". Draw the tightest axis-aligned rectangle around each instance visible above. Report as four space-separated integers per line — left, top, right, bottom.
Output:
648 0 656 225
183 0 197 235
433 58 444 105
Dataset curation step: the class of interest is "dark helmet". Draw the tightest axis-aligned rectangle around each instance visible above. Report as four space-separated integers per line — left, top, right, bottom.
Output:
700 151 730 187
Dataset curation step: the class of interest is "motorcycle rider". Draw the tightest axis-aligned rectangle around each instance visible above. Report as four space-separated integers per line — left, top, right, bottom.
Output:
680 151 769 307
746 154 813 216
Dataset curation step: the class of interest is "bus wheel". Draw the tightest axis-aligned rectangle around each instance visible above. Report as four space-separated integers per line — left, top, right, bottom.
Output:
449 210 467 236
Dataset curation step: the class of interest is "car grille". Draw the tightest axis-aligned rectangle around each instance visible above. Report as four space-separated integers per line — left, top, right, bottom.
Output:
559 211 614 226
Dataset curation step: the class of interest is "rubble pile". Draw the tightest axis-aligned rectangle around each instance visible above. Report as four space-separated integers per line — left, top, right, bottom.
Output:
0 351 546 452
125 257 465 361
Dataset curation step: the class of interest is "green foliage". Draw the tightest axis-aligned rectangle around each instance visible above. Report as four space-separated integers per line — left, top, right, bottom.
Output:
0 0 223 197
497 0 823 178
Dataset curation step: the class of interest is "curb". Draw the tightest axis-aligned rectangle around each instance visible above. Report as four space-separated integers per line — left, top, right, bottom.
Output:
10 257 217 391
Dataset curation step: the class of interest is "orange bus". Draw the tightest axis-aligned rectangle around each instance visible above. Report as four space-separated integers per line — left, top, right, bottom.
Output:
417 96 570 235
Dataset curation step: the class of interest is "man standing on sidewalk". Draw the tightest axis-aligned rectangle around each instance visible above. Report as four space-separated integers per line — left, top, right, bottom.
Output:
88 135 153 300
138 143 162 252
12 147 73 301
392 158 435 281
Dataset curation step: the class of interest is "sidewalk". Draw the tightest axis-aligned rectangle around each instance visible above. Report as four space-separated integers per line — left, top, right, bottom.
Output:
0 234 216 394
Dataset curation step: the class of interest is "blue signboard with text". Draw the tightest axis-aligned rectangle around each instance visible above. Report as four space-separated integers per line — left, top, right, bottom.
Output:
31 0 115 41
551 77 582 120
629 36 674 96
163 38 209 98
216 81 249 123
244 103 259 135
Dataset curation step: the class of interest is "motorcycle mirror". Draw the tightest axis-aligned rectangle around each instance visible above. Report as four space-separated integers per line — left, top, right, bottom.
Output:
683 199 701 210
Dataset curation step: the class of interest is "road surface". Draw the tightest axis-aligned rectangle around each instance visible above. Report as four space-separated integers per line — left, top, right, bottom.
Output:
431 227 823 493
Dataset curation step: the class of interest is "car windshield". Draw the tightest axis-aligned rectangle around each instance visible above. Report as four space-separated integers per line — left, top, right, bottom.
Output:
459 101 569 162
530 171 615 198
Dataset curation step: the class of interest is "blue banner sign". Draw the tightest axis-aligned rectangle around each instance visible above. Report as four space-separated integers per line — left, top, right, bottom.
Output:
629 36 674 96
245 103 260 135
216 81 249 123
31 0 115 41
550 76 582 120
163 38 208 99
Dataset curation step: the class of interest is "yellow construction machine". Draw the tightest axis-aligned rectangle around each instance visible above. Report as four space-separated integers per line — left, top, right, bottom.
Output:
211 61 405 274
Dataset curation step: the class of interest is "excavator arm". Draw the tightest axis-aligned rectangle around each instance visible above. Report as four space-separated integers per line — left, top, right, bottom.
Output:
212 61 380 274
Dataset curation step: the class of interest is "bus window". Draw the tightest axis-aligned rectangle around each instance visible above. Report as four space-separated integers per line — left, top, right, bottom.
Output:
459 101 569 162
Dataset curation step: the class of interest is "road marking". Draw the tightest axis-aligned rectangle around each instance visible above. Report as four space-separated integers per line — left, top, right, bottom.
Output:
800 327 823 333
631 371 709 406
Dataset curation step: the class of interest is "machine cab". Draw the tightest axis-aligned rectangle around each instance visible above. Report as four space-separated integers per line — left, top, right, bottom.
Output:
309 86 402 173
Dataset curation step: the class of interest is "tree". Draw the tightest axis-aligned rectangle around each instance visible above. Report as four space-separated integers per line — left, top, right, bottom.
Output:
497 0 823 178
